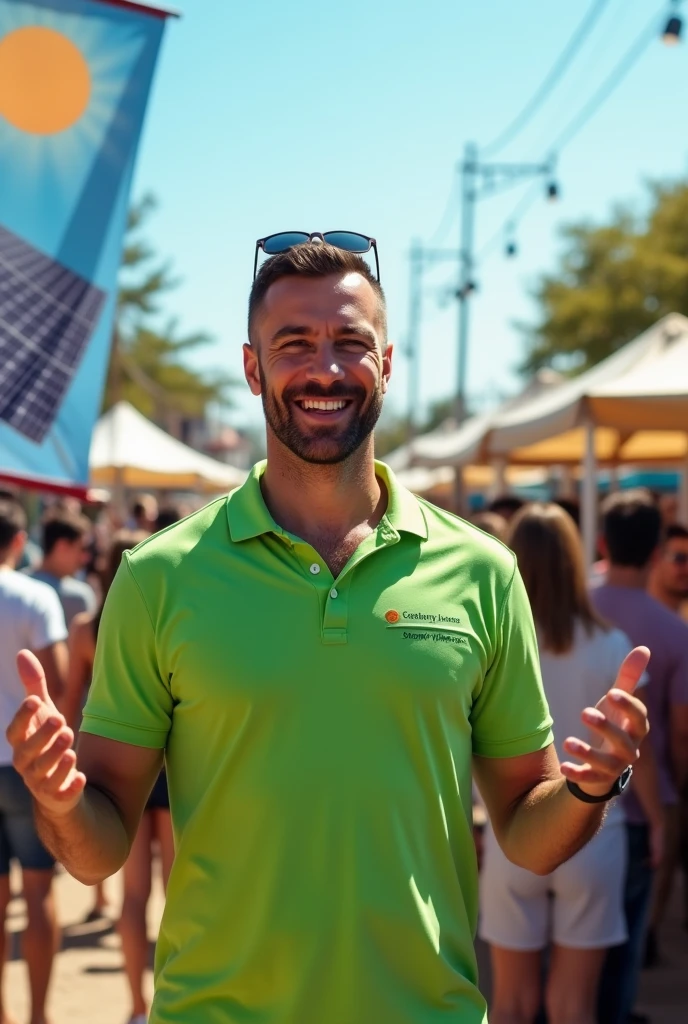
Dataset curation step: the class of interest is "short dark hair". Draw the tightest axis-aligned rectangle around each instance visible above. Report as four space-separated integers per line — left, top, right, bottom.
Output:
0 496 27 552
155 505 182 532
42 509 90 555
666 523 688 542
248 242 387 344
601 489 662 568
487 494 525 519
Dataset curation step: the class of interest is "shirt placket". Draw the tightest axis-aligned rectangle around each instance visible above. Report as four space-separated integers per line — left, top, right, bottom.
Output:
286 519 400 646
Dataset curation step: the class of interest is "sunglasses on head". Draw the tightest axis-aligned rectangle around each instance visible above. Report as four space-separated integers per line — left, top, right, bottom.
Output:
254 231 380 282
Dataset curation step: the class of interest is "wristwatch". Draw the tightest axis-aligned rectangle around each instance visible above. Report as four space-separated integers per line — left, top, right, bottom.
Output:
566 765 633 804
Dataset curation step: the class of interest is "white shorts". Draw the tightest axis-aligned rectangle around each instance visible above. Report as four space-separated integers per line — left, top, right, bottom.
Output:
478 819 628 951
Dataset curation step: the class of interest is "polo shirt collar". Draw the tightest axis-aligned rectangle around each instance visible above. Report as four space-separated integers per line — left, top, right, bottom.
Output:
376 460 428 540
227 460 427 543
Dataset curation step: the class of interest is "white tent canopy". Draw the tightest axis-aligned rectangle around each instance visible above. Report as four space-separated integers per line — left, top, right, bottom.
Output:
90 402 246 492
395 315 688 469
588 323 688 430
483 313 688 566
387 369 564 471
489 313 688 457
386 414 493 472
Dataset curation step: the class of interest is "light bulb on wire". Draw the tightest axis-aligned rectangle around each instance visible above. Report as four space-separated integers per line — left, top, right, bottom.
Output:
662 1 683 44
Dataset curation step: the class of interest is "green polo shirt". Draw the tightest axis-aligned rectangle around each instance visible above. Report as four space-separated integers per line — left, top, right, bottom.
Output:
82 461 552 1024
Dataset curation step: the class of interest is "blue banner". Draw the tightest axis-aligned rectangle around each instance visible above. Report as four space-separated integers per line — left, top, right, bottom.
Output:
0 0 172 492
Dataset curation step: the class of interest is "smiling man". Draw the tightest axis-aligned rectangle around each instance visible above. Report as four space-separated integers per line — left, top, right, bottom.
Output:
7 241 650 1024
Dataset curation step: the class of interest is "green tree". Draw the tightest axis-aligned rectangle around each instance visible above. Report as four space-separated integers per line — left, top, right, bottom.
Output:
519 179 688 375
104 194 235 429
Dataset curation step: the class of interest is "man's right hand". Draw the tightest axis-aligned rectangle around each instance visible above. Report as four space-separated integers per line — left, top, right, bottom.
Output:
7 649 86 817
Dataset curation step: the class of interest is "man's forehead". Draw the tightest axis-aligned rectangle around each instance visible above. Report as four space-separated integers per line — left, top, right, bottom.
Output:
260 272 379 322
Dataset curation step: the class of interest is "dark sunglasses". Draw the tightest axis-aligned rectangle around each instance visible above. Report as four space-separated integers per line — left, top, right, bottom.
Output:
254 231 380 282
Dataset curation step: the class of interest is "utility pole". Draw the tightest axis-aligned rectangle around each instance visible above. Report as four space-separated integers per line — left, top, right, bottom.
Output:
451 143 557 512
453 142 556 428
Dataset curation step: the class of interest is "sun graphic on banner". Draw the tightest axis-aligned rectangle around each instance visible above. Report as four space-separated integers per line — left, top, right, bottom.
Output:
0 26 91 134
0 3 144 182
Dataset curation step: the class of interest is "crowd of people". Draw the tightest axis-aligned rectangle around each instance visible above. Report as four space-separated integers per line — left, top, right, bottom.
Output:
472 490 688 1024
0 480 685 1023
0 491 184 1024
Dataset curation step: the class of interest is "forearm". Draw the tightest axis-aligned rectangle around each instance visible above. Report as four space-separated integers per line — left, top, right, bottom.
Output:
34 784 131 885
500 777 605 876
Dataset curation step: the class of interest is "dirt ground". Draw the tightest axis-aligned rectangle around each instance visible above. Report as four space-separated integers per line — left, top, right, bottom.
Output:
5 861 687 1023
5 862 160 1024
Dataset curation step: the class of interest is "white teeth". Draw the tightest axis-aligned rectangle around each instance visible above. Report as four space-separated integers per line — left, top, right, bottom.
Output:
301 400 346 411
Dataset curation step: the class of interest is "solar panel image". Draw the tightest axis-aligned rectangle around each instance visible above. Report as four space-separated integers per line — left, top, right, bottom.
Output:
0 224 106 444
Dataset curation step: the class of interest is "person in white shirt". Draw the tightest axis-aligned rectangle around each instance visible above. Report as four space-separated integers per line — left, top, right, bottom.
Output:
479 503 660 1024
25 507 97 627
0 496 67 1024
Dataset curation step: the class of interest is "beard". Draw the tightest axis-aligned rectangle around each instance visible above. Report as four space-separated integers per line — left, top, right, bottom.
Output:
258 366 384 465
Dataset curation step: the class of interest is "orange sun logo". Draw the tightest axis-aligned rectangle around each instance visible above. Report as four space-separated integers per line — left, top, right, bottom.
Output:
385 609 400 624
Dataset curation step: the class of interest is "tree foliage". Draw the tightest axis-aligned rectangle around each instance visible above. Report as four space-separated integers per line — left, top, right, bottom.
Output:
103 195 235 427
519 179 688 375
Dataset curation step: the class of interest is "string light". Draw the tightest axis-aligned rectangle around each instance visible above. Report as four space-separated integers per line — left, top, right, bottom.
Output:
662 1 683 44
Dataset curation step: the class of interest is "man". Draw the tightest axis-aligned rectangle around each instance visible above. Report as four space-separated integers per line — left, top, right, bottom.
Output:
8 241 649 1024
592 492 688 1024
25 509 97 627
0 497 67 1024
649 522 688 623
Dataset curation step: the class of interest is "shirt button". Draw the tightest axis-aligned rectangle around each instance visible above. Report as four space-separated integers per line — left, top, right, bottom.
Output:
309 563 321 575
330 588 338 599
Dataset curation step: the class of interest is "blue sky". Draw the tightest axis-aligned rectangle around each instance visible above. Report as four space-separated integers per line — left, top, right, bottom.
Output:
130 0 688 429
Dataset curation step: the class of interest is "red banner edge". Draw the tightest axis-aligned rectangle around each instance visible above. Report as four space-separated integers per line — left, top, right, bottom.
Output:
95 0 180 20
0 469 91 501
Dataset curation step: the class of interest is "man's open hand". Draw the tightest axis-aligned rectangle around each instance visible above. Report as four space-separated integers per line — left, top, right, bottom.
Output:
7 649 86 816
560 646 651 799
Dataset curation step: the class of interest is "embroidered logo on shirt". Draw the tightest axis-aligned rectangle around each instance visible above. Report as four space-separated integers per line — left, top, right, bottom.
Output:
384 609 470 647
386 610 462 626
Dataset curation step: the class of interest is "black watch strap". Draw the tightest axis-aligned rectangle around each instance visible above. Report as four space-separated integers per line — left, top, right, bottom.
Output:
566 765 633 804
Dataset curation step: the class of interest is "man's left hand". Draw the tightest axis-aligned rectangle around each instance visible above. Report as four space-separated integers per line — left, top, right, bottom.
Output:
560 646 651 799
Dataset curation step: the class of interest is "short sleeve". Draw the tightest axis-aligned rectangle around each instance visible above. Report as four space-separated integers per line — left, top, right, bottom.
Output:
29 585 67 651
470 565 553 758
81 554 172 749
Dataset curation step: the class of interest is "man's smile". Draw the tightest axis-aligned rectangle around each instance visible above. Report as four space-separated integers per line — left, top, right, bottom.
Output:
292 397 355 420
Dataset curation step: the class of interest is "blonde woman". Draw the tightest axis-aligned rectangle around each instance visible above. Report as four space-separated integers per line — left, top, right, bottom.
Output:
479 504 639 1024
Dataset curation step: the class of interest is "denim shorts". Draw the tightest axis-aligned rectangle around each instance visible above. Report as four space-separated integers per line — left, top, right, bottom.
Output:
0 765 55 874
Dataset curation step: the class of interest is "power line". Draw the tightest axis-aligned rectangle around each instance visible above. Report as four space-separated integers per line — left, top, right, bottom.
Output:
481 0 614 157
477 3 665 265
549 3 665 152
529 0 641 156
